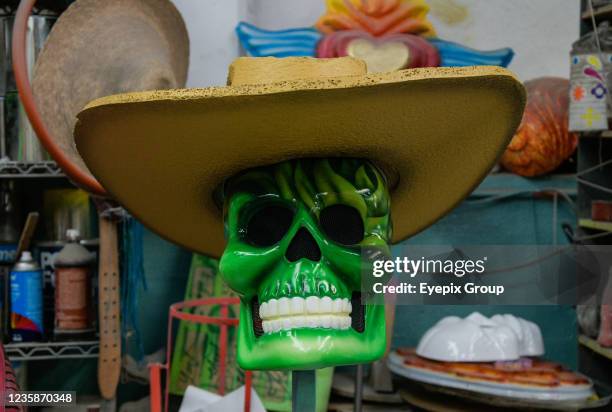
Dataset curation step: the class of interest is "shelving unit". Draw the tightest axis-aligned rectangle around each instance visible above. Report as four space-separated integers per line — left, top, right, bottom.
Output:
0 161 100 357
0 1 103 403
574 0 612 236
576 137 612 234
576 0 612 392
581 130 612 139
0 161 65 178
599 130 612 138
5 340 99 361
582 3 612 20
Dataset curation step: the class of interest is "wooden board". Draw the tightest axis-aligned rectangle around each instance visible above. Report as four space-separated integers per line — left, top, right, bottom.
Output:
582 3 612 20
97 216 121 399
579 335 612 361
578 219 612 233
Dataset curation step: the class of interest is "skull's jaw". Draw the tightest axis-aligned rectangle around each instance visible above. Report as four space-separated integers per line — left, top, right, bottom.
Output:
236 300 386 370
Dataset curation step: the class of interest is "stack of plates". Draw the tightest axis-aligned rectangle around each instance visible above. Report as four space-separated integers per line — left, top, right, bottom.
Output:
388 350 594 403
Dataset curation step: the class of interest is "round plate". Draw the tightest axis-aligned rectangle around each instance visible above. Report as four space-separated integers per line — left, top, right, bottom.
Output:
388 352 594 402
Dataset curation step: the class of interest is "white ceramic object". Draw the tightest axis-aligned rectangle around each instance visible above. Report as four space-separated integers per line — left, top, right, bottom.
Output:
416 312 545 362
416 312 520 362
179 385 266 412
491 314 545 357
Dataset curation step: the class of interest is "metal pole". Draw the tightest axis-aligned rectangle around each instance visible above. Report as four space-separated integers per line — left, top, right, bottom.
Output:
354 364 364 412
292 370 316 412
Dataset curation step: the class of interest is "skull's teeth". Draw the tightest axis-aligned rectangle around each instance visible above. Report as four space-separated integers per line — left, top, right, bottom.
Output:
262 315 351 333
259 296 351 320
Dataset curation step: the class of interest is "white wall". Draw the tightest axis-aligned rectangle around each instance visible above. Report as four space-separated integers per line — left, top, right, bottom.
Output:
171 0 580 87
171 0 246 87
427 0 580 81
243 0 325 30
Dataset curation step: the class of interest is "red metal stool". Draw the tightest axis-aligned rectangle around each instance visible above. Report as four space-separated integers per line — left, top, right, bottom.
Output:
149 297 252 412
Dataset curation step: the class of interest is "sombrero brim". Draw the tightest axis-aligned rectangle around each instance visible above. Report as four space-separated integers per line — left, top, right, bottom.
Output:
75 66 525 258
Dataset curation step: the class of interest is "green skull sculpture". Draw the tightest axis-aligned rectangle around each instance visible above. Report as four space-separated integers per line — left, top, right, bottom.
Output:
220 157 391 370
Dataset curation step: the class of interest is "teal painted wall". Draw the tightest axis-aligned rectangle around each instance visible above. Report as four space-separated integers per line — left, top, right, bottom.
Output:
137 231 191 354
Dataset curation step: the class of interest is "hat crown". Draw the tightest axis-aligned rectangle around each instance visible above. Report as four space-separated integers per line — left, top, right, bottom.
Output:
227 57 367 86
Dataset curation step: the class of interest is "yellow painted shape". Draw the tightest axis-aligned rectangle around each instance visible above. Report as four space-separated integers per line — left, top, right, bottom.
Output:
581 107 603 127
317 0 436 36
346 38 410 73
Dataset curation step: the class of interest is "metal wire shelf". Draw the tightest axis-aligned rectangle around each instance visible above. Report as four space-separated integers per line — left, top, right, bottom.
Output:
5 340 99 361
0 161 65 178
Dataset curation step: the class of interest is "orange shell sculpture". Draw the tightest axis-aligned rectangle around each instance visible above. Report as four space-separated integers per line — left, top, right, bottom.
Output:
315 0 436 37
501 77 578 177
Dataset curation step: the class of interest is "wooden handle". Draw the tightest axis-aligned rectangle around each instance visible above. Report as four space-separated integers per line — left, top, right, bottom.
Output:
16 212 39 260
97 216 121 400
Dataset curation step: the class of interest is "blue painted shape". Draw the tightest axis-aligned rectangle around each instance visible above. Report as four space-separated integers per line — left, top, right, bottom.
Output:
236 22 321 57
235 22 513 68
429 38 515 68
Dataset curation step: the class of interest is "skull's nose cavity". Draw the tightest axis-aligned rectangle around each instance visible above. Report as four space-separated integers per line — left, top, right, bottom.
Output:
285 227 321 262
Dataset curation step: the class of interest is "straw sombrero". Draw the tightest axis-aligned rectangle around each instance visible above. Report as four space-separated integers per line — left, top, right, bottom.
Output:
33 0 189 183
75 57 525 257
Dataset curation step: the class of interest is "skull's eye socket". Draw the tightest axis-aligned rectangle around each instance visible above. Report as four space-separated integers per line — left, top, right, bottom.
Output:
319 204 364 245
244 204 294 247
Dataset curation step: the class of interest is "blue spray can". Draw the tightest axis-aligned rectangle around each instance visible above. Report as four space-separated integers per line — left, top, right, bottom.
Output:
10 251 43 341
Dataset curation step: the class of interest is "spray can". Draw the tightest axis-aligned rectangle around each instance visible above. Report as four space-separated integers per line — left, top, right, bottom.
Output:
10 251 43 342
53 229 94 338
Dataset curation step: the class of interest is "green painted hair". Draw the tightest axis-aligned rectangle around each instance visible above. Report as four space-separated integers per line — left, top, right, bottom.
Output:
224 158 392 243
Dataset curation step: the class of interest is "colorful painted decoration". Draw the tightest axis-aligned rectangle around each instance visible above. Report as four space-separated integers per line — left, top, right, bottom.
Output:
236 22 322 58
315 0 435 36
317 30 439 71
501 78 578 177
235 0 514 70
220 158 391 370
569 53 610 131
428 38 514 67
